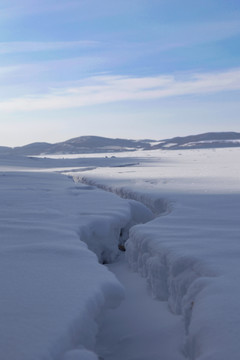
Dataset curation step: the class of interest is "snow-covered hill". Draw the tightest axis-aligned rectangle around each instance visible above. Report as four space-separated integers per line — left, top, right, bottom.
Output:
3 132 240 155
154 131 240 150
10 136 151 155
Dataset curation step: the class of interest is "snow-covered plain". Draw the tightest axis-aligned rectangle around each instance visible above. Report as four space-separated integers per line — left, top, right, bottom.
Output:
0 159 151 360
1 147 240 360
71 148 240 360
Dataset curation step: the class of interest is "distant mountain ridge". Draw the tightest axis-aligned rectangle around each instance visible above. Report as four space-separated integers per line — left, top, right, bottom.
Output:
152 131 240 150
1 132 240 155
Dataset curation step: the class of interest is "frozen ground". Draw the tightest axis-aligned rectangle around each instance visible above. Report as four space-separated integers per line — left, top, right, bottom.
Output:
1 148 240 360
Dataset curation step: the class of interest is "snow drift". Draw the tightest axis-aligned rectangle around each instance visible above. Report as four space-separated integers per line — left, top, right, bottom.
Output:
73 148 240 360
0 169 151 360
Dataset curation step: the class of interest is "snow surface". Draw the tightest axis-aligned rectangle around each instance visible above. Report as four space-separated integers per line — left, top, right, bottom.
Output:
1 147 240 360
0 163 151 360
162 142 178 147
180 139 240 147
96 255 185 360
71 148 240 360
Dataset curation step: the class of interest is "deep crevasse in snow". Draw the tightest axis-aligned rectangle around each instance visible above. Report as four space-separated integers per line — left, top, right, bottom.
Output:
0 170 152 360
95 254 186 360
126 195 240 360
73 148 240 360
2 148 240 360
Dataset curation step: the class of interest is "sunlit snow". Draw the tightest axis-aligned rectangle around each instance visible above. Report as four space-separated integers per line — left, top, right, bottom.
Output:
0 147 240 359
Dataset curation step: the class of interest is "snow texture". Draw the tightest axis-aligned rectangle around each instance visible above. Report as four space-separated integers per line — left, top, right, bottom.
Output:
0 164 151 360
95 255 185 360
1 147 240 360
72 148 240 360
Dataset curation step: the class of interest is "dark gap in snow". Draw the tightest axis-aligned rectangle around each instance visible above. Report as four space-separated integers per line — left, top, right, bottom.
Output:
118 244 126 252
101 259 108 265
69 176 187 360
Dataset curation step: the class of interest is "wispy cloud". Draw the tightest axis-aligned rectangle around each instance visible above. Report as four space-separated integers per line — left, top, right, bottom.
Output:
0 68 240 112
0 41 99 54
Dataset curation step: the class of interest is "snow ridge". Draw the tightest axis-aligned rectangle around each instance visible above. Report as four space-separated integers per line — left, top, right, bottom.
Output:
126 225 215 336
0 171 153 360
74 175 172 216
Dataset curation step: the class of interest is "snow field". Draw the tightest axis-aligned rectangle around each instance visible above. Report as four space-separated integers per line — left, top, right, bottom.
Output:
0 153 141 173
76 175 171 215
0 170 151 360
72 148 240 360
126 196 240 359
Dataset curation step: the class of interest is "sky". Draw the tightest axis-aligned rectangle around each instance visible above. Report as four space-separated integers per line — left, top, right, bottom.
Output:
0 0 240 146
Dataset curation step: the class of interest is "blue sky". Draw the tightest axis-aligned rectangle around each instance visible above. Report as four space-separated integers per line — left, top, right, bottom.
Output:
0 0 240 145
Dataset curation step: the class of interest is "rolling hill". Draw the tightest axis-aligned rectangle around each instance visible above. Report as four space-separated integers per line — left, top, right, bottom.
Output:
2 132 240 155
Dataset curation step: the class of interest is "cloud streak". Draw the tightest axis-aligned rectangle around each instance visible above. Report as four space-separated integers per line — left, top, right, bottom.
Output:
0 68 240 112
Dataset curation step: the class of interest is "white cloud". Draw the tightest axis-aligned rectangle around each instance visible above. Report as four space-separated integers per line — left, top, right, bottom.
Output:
0 68 240 112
